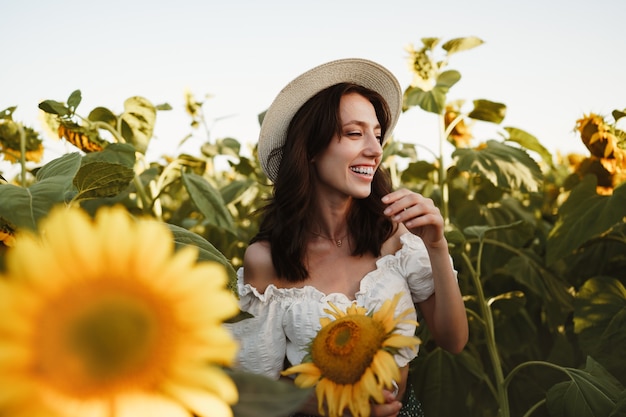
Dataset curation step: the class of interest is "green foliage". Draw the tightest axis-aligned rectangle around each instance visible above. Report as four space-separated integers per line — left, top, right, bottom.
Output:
1 37 625 417
547 176 626 265
229 370 312 417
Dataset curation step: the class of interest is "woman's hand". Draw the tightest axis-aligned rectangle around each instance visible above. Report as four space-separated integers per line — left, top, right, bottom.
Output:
382 189 445 248
367 389 403 417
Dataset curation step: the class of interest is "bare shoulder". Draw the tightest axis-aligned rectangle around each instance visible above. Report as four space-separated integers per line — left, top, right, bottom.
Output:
242 241 278 294
381 223 410 256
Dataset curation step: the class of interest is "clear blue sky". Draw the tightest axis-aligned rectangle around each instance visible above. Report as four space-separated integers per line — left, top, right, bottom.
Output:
2 0 625 169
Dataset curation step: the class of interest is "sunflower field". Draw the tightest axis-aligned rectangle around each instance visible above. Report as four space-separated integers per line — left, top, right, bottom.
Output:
1 37 625 417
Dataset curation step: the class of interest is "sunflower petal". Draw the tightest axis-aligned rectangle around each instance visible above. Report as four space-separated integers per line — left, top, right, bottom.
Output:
115 393 190 417
383 334 420 350
162 384 233 417
281 362 321 378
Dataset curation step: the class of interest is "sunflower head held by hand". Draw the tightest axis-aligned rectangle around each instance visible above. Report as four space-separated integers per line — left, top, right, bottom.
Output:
282 293 420 417
0 205 240 417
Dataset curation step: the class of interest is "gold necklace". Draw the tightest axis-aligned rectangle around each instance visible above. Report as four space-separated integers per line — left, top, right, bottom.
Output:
311 230 348 247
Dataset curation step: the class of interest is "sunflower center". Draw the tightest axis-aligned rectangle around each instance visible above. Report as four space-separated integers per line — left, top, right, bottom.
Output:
35 279 175 398
311 315 386 385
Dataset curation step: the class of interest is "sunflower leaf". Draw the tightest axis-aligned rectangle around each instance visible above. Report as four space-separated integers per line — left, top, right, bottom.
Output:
120 96 156 154
167 223 238 292
453 140 542 192
504 126 554 168
228 370 312 417
467 99 506 124
404 70 461 114
0 153 81 230
573 277 626 380
546 357 623 417
182 172 236 233
546 176 626 265
441 36 484 55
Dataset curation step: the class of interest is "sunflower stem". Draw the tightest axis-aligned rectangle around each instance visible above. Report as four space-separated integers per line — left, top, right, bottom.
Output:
464 239 510 417
17 122 27 187
437 114 450 226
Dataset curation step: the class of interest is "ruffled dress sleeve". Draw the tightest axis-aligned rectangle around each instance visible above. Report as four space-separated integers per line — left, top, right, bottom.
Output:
224 268 287 380
396 233 439 304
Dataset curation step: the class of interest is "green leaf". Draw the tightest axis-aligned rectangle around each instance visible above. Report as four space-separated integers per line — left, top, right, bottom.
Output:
574 277 626 335
36 152 83 181
546 357 623 417
421 37 440 50
453 140 543 192
72 144 136 201
120 96 156 153
81 142 136 168
411 348 475 416
155 102 172 111
1 106 17 119
38 99 70 117
612 109 626 122
228 370 312 417
404 70 461 114
504 126 554 168
88 106 118 127
67 89 82 110
610 392 626 417
73 162 134 201
464 220 525 240
441 36 484 55
546 176 626 265
0 183 69 231
467 99 506 124
504 250 573 326
167 223 238 292
574 277 626 380
221 179 255 206
488 291 526 314
182 172 235 232
0 153 82 230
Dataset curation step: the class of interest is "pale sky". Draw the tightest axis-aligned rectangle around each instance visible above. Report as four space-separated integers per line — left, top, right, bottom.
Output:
2 0 625 171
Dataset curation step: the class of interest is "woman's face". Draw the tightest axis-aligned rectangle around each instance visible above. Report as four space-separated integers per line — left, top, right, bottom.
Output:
312 92 383 199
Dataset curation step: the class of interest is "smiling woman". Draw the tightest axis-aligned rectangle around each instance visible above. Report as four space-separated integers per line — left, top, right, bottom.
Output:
225 58 468 417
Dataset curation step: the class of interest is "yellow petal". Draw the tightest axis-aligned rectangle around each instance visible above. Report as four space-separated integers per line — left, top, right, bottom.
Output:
162 384 233 417
114 393 190 417
294 372 321 388
383 334 420 350
372 350 401 383
336 382 353 417
361 367 384 404
281 362 321 377
171 365 238 403
350 379 372 417
315 381 328 416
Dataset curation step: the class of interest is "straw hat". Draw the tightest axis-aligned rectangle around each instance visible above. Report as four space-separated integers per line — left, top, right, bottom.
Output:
258 58 402 182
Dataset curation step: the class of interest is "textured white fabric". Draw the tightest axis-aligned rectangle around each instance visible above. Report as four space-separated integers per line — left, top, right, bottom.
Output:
225 233 446 380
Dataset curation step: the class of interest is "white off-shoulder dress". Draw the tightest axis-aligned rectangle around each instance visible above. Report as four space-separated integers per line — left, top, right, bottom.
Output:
225 233 444 380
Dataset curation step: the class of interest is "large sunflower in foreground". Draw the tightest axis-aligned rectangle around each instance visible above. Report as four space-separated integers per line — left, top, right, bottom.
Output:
0 205 240 417
281 293 420 417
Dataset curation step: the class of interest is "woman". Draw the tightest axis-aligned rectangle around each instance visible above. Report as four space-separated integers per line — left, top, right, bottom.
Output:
227 58 468 416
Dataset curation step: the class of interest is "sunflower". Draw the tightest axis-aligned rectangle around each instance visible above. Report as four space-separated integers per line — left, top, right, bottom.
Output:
0 205 240 417
281 293 420 417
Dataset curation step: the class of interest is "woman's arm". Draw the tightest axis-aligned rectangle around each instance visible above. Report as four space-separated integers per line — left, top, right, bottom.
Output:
382 189 469 353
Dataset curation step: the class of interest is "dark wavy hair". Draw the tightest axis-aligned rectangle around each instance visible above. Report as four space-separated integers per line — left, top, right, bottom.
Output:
252 83 396 281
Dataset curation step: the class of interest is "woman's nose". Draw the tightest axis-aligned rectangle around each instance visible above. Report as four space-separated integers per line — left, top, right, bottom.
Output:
364 133 383 157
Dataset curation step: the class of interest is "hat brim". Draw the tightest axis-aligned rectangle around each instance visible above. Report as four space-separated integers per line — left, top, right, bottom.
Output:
258 58 402 182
